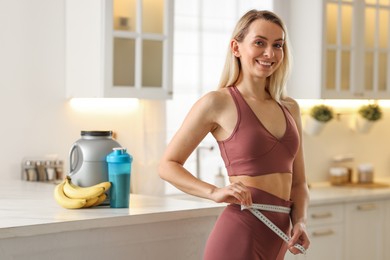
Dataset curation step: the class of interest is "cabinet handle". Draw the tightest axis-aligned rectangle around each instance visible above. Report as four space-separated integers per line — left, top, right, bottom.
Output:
353 92 364 97
311 212 332 219
357 203 377 211
312 229 334 237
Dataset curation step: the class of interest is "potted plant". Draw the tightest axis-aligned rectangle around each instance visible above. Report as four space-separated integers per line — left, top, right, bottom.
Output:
354 104 383 133
358 104 382 121
304 104 334 135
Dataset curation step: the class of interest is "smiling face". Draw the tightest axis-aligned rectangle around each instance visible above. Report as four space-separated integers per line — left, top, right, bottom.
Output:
232 19 285 81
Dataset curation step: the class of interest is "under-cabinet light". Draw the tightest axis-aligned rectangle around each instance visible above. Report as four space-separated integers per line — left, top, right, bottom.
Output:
297 99 390 109
69 98 139 113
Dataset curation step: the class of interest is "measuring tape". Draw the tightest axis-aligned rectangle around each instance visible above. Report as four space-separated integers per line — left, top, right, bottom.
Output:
241 204 306 255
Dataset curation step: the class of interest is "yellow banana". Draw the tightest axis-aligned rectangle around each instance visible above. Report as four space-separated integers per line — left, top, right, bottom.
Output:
83 196 99 208
91 193 107 207
54 180 87 209
67 176 111 191
89 181 111 191
63 177 105 200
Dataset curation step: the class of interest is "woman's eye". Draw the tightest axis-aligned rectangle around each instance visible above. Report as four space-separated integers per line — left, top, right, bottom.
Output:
255 40 264 46
274 43 284 49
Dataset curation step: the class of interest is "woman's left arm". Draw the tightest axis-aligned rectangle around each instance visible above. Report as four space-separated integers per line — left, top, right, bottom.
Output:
285 98 311 254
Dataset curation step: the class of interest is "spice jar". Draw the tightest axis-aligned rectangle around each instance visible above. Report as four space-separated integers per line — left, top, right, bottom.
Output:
357 163 374 183
329 167 349 185
332 154 354 183
23 160 38 181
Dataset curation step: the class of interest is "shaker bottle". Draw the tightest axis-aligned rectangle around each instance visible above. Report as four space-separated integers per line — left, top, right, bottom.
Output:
106 148 133 208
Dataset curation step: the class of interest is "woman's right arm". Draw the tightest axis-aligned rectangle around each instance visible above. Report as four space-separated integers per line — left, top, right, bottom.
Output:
158 91 252 205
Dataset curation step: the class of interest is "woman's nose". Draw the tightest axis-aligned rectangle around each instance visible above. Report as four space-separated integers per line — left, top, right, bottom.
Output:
263 46 275 58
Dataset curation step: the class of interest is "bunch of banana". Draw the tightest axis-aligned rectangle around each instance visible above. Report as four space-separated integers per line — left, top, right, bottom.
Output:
54 176 111 209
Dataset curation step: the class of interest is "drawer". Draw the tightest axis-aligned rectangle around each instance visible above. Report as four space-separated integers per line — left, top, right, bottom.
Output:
305 224 344 260
307 204 343 226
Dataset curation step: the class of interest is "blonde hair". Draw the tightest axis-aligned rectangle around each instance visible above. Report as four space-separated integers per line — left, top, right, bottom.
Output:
218 10 293 103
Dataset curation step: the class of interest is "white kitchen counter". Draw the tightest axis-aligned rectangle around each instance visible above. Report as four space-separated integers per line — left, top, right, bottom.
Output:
2 180 390 235
308 180 390 205
0 180 224 239
2 179 390 260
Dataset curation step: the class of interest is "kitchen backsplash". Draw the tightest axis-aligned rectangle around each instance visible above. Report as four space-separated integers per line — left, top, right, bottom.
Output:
1 0 389 196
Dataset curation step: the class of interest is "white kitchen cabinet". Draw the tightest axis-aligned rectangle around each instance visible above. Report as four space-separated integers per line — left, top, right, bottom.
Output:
286 203 344 260
385 200 390 260
288 0 390 99
66 0 174 99
1 216 218 260
345 199 386 260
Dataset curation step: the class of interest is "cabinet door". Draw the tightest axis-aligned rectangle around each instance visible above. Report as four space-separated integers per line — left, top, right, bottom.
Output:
108 0 174 99
385 200 390 260
300 224 344 260
66 0 174 99
288 0 390 99
345 200 385 260
360 1 390 98
286 204 344 260
323 0 390 99
300 204 344 260
322 0 355 98
286 224 344 260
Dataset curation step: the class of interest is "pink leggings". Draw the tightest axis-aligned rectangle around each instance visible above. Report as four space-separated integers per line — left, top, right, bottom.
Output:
203 187 293 260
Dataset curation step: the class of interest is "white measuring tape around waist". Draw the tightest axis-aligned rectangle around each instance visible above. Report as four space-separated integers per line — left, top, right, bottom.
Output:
241 203 306 254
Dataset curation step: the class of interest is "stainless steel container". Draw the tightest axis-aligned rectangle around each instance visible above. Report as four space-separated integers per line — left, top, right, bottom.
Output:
357 163 374 183
69 131 121 187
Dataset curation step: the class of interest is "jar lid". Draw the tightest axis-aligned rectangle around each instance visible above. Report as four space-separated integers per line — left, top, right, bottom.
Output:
358 163 373 171
81 131 112 137
329 167 348 176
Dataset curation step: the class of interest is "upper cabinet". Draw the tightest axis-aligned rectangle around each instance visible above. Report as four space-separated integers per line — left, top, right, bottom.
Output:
287 0 390 99
66 0 174 99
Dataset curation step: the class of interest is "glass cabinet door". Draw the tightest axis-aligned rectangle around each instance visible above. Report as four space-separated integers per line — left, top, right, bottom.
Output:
142 0 164 34
110 0 172 98
324 1 353 96
364 1 390 94
323 0 390 98
65 0 173 99
113 0 137 31
113 38 136 86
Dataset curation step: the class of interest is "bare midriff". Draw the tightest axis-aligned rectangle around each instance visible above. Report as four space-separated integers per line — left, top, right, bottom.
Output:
229 173 292 201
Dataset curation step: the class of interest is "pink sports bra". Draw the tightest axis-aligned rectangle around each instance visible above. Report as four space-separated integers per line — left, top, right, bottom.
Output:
217 86 300 177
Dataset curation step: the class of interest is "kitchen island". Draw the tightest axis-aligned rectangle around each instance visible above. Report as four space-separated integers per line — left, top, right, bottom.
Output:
0 180 224 260
287 180 390 260
2 180 390 260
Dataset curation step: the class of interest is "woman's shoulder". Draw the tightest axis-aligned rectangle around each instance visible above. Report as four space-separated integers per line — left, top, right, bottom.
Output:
281 96 301 117
187 88 234 127
198 88 232 109
203 87 231 99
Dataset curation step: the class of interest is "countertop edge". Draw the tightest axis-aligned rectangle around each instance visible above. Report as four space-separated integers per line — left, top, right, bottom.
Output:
0 206 224 240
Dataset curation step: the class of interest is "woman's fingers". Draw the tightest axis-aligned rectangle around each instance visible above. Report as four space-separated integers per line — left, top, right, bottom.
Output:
227 182 252 206
210 181 252 205
288 223 310 254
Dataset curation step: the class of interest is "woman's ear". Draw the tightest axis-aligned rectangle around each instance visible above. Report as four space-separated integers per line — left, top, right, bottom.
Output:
231 40 240 57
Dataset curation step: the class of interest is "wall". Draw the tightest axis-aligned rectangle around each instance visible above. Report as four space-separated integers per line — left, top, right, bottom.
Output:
0 0 165 195
0 1 389 196
0 0 68 179
300 104 390 184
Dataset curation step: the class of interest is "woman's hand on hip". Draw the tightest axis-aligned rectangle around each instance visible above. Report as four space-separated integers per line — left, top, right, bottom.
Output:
210 181 252 206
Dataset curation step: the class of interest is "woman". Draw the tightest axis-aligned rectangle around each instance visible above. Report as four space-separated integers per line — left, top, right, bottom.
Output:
159 10 310 259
